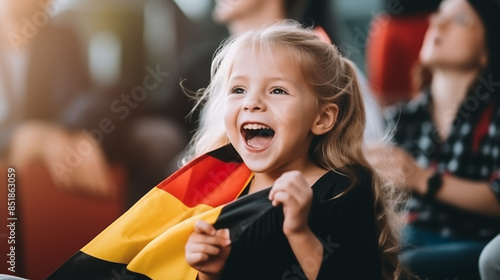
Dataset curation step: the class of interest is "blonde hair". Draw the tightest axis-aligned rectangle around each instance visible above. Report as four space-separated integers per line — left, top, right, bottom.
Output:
183 21 409 280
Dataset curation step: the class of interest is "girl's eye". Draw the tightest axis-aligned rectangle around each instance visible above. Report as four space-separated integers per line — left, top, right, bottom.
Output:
231 87 246 94
270 88 288 95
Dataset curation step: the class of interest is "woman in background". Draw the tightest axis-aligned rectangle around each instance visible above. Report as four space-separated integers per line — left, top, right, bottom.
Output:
368 0 500 279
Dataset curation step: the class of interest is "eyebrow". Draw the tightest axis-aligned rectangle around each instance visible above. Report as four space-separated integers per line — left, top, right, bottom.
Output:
228 75 248 82
228 75 301 88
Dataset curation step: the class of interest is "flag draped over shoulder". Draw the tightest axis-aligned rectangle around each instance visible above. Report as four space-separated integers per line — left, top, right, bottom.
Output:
48 145 273 280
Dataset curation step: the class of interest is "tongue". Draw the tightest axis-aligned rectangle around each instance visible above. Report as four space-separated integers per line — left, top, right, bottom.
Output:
247 135 272 149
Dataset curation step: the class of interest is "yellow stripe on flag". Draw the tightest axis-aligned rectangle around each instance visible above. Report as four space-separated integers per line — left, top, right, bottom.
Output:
128 205 224 280
81 187 214 264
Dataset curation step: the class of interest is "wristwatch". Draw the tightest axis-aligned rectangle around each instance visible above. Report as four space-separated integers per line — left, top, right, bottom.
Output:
425 172 443 200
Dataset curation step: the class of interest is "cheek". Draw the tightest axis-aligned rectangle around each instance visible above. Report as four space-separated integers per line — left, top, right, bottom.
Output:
272 100 301 124
275 105 297 124
274 100 315 129
223 101 238 137
448 27 485 58
420 28 486 66
464 33 487 60
218 0 250 18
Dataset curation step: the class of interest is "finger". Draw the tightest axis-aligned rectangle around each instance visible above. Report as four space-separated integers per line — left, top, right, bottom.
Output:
270 177 307 203
269 176 290 200
215 228 231 246
194 220 216 235
271 171 307 192
269 181 293 202
186 242 221 256
185 251 209 265
190 232 230 246
270 190 294 207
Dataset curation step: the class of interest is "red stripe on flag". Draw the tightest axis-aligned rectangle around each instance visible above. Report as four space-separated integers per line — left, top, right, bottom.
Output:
155 153 251 207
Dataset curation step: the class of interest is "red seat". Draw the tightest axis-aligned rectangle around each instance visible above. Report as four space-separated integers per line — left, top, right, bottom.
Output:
366 13 431 105
0 160 127 280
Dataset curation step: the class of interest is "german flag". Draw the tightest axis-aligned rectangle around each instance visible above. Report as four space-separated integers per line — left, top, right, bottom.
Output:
48 145 273 280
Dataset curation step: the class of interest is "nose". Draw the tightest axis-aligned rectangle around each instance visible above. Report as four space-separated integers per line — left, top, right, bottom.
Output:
243 91 265 112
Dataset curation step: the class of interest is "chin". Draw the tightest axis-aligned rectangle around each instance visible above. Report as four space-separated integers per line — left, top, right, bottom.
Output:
240 157 267 172
420 55 442 69
239 156 273 173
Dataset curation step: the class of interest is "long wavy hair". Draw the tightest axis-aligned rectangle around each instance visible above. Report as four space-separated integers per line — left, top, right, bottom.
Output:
183 21 409 280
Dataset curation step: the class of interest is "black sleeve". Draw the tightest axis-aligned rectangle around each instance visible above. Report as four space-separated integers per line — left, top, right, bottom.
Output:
310 172 381 280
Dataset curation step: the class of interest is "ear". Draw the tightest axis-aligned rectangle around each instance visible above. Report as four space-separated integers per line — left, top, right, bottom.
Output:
311 103 338 136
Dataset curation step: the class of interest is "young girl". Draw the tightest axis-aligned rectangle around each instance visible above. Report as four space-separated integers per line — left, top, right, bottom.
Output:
183 21 404 280
48 22 405 280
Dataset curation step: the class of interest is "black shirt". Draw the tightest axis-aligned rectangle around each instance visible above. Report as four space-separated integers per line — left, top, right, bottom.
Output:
221 167 382 280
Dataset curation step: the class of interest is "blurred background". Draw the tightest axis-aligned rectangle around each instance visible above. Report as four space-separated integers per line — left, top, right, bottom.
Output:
0 0 446 278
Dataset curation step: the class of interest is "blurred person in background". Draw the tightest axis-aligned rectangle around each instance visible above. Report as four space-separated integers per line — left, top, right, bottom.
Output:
0 1 192 276
0 0 113 196
367 0 500 279
0 0 191 206
479 233 500 280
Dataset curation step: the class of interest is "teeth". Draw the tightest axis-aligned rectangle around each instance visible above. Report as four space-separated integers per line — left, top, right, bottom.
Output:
243 124 271 130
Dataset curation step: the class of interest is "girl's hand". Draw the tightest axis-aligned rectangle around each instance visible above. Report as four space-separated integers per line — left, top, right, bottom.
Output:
269 171 313 237
185 220 231 279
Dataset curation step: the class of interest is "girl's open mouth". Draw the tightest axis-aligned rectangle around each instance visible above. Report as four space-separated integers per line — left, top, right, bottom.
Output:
241 123 275 150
